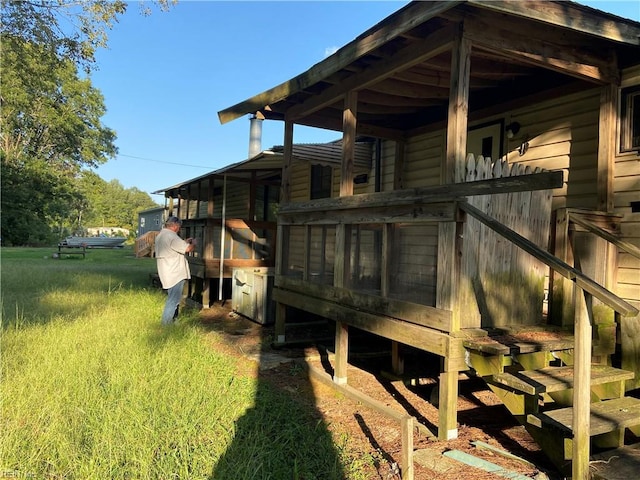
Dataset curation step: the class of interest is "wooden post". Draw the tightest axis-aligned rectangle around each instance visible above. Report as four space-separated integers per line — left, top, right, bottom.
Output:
438 369 459 441
443 25 470 185
334 319 349 385
597 84 616 213
202 177 215 306
334 91 357 385
401 416 414 480
274 120 294 344
390 141 405 373
572 288 592 480
550 208 575 327
435 25 470 441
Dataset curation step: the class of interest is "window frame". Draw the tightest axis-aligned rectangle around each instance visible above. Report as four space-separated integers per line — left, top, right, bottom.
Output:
620 85 640 153
310 164 333 200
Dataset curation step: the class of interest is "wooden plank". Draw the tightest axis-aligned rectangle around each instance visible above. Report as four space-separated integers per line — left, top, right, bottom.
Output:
286 24 456 122
278 170 564 215
304 362 421 480
275 277 453 332
463 11 618 84
272 287 464 360
458 154 483 327
531 397 640 437
570 213 640 260
218 0 463 124
492 366 634 395
621 311 640 391
468 0 640 45
460 202 638 317
437 221 461 330
279 202 455 226
590 443 640 480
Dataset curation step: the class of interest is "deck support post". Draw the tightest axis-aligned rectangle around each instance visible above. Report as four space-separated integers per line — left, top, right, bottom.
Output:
438 369 459 440
334 320 349 385
274 119 294 344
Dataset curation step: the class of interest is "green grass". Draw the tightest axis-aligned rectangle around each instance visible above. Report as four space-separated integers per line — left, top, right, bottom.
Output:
0 247 368 479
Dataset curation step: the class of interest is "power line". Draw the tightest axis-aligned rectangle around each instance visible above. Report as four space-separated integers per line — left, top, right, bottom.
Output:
117 153 211 169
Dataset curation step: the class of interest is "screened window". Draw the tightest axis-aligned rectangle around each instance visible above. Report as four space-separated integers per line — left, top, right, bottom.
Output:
621 85 640 153
310 164 332 200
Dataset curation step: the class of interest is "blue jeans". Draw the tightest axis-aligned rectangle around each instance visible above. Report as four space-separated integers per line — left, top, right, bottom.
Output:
162 279 185 325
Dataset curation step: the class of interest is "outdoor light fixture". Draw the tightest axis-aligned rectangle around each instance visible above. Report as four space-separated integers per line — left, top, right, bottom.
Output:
506 122 521 139
353 173 368 184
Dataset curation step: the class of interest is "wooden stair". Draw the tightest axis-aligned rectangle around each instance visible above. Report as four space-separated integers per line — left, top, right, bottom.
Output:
463 330 639 476
528 396 640 436
491 365 634 396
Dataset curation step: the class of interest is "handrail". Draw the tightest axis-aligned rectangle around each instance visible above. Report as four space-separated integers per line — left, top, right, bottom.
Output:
459 201 638 317
569 212 640 260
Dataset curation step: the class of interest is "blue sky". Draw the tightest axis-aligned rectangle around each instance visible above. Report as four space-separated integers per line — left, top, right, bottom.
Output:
91 1 640 200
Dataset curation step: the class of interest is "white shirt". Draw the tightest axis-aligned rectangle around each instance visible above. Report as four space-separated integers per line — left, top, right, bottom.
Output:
155 227 191 289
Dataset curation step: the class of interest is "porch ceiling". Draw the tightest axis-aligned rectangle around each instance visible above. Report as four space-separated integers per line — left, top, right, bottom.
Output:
218 0 640 140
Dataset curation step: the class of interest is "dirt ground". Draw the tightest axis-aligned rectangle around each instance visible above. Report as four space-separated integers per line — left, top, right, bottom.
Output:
198 303 562 480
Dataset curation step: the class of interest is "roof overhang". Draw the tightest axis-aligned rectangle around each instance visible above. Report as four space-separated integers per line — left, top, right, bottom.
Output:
217 0 640 139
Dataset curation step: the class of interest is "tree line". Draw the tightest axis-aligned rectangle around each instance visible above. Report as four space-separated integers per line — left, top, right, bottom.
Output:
0 0 174 246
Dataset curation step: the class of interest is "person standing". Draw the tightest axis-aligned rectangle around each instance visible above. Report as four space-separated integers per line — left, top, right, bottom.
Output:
155 216 195 325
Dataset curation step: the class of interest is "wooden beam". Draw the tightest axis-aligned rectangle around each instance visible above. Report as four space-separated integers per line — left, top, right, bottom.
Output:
341 91 357 197
272 287 466 361
279 170 564 215
218 1 464 124
444 25 471 185
598 84 617 212
464 15 619 84
281 119 294 204
279 202 455 226
468 0 640 46
275 277 454 332
287 25 456 121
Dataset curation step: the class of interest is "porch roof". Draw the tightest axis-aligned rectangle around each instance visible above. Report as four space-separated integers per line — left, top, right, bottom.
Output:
153 140 373 197
217 0 640 139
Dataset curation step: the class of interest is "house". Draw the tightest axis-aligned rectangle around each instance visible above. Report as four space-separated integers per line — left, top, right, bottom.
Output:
134 207 165 258
218 1 640 478
153 139 373 310
137 207 164 236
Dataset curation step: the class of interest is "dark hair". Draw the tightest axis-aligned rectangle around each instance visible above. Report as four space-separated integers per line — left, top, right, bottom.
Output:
166 216 182 225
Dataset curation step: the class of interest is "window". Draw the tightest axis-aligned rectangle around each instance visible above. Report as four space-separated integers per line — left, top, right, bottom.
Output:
310 164 332 199
621 85 640 153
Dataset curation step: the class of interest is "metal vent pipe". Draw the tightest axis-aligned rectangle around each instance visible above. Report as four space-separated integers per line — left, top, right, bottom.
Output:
248 114 263 158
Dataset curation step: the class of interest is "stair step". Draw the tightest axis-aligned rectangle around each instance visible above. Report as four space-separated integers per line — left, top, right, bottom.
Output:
464 330 575 356
491 365 635 395
528 396 640 436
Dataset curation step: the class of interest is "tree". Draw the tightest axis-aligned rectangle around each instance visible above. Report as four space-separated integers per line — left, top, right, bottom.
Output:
77 173 160 237
0 0 173 245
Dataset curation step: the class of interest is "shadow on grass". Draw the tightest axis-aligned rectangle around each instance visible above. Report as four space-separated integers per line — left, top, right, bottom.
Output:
199 308 348 480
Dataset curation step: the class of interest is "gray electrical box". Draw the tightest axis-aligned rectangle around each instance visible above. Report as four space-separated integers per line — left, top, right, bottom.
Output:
232 267 275 325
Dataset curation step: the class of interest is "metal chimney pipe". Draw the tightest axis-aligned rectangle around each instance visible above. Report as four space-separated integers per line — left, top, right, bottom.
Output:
248 114 263 158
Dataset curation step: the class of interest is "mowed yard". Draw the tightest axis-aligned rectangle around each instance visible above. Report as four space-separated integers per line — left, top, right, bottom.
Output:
0 247 368 480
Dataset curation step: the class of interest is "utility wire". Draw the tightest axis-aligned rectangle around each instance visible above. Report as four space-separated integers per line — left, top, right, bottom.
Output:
117 153 211 169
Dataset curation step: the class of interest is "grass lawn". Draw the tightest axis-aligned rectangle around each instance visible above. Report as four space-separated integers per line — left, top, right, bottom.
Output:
0 247 365 479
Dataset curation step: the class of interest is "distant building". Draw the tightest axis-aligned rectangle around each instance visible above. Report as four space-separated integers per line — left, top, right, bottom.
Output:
137 207 165 236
